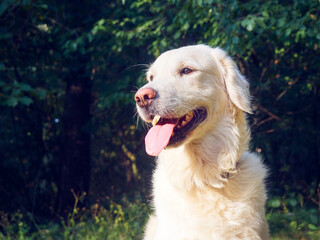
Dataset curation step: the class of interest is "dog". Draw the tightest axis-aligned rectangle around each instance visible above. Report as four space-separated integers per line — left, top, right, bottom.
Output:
134 45 269 240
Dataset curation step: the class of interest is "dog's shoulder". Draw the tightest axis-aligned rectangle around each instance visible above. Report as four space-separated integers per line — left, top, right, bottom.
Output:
238 151 268 180
226 151 268 201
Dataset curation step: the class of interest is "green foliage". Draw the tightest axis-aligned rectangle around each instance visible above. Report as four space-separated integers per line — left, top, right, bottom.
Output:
0 81 46 107
268 208 320 240
0 0 319 233
0 196 149 240
267 194 320 240
0 196 319 240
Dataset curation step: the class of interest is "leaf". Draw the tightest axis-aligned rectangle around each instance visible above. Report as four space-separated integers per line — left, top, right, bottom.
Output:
255 18 266 29
241 18 255 32
0 32 11 39
21 0 31 6
0 0 15 17
173 31 181 40
246 20 255 31
12 88 21 96
288 198 297 207
308 224 318 230
0 61 5 70
277 18 286 28
309 213 318 224
261 10 269 18
289 221 297 230
232 36 239 44
6 96 18 107
19 96 33 106
17 83 32 92
268 198 281 208
285 28 292 37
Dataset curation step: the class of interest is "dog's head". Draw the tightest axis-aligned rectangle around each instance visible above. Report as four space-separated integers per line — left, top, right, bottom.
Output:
135 45 251 157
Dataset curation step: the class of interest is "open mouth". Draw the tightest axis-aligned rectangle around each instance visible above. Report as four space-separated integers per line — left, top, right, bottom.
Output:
144 108 207 156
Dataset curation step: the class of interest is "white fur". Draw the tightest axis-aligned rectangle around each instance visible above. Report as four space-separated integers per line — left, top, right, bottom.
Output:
137 45 269 240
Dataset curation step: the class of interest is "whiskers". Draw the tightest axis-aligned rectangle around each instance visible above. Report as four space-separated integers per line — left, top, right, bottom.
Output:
133 107 152 131
131 86 140 93
126 63 150 71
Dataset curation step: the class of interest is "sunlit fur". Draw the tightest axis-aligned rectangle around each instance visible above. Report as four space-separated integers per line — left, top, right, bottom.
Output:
137 45 269 240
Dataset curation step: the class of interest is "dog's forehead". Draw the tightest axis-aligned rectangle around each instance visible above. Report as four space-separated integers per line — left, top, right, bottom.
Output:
149 45 214 73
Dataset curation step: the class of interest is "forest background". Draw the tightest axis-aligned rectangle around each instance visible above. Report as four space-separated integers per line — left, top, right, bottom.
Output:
0 0 319 239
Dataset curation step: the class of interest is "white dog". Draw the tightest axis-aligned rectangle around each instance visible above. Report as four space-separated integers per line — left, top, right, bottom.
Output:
135 45 269 240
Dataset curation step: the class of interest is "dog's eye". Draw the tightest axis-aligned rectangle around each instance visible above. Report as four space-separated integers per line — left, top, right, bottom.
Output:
149 75 154 81
180 68 193 75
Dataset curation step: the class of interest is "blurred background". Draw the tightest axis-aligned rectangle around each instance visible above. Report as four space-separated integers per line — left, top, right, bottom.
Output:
0 0 319 239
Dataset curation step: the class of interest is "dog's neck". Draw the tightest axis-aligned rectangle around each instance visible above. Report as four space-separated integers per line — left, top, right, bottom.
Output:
159 109 250 190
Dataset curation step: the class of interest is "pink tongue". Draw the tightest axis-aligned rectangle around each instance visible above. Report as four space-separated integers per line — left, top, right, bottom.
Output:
145 123 176 156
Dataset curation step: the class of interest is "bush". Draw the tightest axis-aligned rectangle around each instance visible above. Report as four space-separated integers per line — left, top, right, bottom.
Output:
267 193 320 240
0 197 149 240
1 194 319 240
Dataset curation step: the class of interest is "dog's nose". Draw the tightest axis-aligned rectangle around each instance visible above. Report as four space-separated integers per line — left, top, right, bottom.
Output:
134 88 156 107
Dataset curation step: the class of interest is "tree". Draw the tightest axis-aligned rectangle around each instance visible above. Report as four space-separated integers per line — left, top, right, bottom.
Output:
0 0 319 217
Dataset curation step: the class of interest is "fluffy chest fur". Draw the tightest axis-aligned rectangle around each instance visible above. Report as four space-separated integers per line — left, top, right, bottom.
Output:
151 147 268 240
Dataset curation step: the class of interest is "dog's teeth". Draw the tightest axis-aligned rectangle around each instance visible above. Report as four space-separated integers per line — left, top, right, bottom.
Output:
181 120 187 127
152 115 161 126
185 112 194 122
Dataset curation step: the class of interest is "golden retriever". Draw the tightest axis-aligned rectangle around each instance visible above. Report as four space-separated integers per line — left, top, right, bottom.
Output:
134 45 269 240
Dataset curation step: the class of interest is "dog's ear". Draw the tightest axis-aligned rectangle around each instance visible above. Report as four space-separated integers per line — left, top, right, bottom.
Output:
212 48 252 114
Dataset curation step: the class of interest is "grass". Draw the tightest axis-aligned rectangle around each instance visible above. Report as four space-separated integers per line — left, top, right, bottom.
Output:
0 197 149 240
0 195 319 240
268 208 320 239
267 194 320 240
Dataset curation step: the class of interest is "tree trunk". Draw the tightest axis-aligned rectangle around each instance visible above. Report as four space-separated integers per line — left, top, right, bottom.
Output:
59 56 91 212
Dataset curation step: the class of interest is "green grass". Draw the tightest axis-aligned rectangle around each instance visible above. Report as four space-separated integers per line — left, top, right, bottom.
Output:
0 197 149 240
268 208 320 240
0 196 319 240
267 193 320 240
